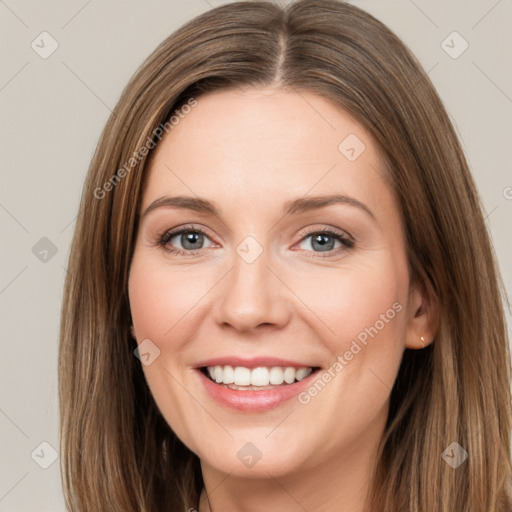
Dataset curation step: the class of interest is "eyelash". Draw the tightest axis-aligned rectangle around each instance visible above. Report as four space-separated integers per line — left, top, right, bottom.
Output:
156 224 355 258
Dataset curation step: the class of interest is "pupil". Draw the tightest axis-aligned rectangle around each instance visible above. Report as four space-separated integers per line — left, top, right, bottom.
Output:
312 234 334 252
182 232 203 250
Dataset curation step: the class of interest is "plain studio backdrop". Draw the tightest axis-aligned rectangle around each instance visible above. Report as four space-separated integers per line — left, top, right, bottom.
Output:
0 0 511 510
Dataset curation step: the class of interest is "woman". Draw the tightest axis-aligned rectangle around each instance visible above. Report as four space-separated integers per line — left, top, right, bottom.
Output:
58 1 512 511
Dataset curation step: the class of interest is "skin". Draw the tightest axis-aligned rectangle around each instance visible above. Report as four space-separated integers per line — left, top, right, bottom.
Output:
128 87 438 512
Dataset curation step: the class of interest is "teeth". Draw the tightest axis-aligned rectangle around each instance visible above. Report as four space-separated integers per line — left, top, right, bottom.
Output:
233 366 251 386
283 367 295 384
269 367 284 385
205 365 313 387
222 365 235 384
250 367 269 386
295 368 310 381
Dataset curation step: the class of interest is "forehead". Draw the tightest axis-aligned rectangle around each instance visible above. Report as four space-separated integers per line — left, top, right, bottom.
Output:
142 87 391 216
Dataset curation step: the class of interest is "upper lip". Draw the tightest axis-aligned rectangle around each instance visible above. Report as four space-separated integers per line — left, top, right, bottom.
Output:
194 356 318 369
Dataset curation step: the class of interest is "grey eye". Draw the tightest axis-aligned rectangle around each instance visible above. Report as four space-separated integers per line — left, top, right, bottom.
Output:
169 231 212 251
298 232 341 252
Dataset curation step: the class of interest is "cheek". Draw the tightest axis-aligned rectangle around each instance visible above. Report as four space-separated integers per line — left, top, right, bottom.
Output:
283 260 407 444
289 256 408 412
290 257 407 349
128 255 211 342
128 254 212 449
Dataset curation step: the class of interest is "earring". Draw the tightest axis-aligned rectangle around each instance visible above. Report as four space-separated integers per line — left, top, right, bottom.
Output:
419 336 425 347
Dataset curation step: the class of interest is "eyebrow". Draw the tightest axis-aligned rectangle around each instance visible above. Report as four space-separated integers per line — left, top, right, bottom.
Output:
282 194 375 219
142 194 375 220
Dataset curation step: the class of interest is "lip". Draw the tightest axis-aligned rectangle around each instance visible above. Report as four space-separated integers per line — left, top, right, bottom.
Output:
194 365 319 412
194 356 316 369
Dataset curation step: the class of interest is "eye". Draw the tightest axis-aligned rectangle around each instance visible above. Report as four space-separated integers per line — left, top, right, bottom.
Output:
157 225 215 255
296 228 354 256
156 225 354 258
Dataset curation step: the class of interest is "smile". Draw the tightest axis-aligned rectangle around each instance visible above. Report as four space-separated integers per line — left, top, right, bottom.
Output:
194 358 321 411
204 365 313 389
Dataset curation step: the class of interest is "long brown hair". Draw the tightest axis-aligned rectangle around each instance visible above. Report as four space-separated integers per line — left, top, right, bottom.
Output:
58 1 512 510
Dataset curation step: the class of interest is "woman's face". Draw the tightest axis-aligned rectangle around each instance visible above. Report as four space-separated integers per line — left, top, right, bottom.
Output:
128 87 427 480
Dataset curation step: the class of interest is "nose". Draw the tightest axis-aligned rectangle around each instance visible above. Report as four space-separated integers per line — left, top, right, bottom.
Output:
212 246 292 333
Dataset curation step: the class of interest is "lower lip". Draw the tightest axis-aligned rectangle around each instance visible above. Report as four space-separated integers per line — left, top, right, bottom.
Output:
196 369 317 412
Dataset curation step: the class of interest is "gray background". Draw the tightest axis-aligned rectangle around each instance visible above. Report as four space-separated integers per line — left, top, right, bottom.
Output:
1 0 511 510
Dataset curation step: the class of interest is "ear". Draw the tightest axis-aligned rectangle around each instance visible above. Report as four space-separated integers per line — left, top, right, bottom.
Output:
405 281 439 349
